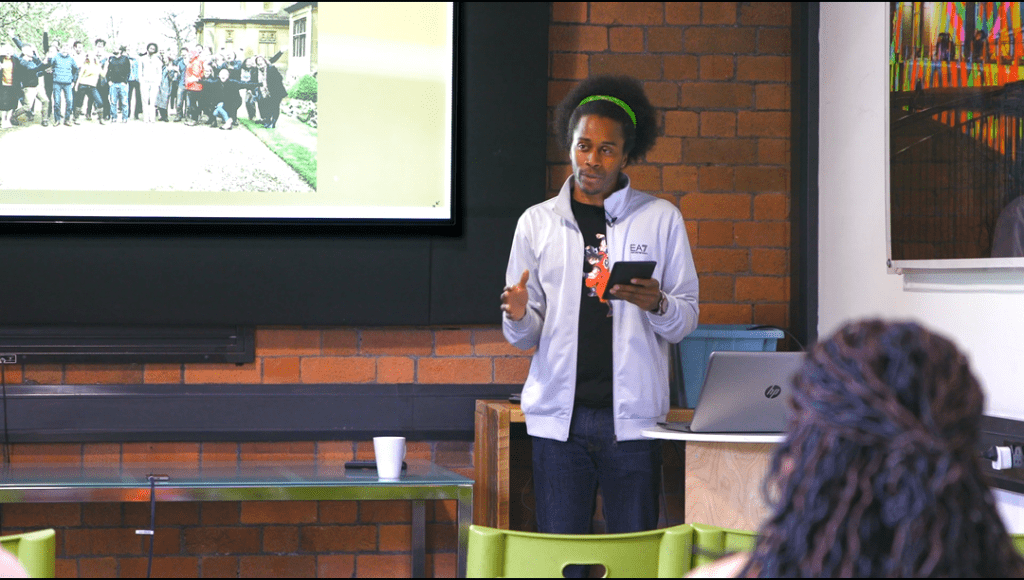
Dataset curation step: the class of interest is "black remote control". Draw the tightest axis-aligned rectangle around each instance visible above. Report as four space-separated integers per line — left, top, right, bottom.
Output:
345 461 408 470
345 461 377 469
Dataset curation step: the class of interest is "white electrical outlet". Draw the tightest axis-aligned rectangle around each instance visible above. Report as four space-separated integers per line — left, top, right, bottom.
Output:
993 446 1013 470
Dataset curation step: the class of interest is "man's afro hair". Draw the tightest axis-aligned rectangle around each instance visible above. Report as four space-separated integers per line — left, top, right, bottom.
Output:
554 75 657 163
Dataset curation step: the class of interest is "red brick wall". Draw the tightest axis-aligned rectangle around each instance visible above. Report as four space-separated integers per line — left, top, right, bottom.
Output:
549 2 792 327
2 439 466 578
1 328 507 578
1 3 792 577
5 328 530 388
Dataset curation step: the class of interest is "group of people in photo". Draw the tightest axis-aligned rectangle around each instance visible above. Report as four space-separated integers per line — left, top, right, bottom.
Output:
0 36 287 131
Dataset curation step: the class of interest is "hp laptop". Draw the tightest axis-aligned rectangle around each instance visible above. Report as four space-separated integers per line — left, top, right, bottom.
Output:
661 350 805 433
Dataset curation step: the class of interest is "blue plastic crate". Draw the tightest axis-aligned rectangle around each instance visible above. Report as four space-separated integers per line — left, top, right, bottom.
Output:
674 324 785 407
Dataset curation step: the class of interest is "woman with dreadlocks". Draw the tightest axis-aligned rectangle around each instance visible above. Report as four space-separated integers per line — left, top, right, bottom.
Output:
690 319 1024 578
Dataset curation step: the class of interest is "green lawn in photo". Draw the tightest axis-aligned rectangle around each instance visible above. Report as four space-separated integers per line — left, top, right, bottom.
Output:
241 116 317 189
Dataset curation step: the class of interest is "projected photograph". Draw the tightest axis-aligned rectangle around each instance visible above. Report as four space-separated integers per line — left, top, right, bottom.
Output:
0 2 454 222
889 2 1024 262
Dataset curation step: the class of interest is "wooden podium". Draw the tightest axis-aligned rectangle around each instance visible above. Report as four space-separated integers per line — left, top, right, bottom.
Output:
641 426 780 529
473 400 527 529
473 400 694 530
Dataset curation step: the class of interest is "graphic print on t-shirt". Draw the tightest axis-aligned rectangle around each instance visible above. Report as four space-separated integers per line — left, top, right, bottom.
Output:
583 233 613 317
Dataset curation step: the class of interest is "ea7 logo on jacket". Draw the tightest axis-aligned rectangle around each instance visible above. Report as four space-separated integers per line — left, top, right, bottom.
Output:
630 244 648 255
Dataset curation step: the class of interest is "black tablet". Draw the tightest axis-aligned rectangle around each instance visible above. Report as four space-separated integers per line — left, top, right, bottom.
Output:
602 261 657 300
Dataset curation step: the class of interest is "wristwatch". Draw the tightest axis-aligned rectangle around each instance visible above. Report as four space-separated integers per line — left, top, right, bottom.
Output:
651 291 668 316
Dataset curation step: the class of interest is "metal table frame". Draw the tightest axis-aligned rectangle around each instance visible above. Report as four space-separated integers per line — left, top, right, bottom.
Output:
0 461 473 578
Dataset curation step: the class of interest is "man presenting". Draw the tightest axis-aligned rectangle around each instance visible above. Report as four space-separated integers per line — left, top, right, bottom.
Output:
502 76 699 538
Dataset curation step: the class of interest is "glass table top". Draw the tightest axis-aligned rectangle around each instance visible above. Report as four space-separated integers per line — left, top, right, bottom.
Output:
0 460 473 489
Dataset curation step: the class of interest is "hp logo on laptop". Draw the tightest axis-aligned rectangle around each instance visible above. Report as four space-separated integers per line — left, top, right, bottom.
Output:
764 385 782 399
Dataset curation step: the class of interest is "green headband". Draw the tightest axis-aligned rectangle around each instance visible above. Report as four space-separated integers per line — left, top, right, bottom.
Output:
578 95 637 127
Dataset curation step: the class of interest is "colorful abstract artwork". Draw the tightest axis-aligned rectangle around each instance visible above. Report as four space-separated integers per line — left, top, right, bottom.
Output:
890 2 1024 262
891 2 1023 91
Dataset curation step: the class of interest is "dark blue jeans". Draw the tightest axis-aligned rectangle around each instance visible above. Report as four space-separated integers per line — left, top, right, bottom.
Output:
108 83 129 121
532 405 662 536
78 86 102 116
213 102 229 123
52 82 73 122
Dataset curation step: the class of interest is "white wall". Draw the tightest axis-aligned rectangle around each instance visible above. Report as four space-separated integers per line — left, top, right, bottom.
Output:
819 2 1024 529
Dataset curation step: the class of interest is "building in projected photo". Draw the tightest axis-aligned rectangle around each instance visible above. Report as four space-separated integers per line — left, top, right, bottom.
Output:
197 2 288 76
284 3 318 81
196 2 318 82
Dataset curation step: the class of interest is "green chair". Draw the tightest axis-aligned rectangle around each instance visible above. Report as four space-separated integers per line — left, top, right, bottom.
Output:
690 523 758 569
466 523 694 578
0 529 56 578
1012 533 1024 556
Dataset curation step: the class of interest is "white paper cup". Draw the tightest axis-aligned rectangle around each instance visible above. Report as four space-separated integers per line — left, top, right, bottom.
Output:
373 436 406 480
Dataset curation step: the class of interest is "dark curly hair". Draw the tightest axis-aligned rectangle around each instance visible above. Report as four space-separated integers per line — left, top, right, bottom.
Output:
744 320 1024 577
553 75 657 164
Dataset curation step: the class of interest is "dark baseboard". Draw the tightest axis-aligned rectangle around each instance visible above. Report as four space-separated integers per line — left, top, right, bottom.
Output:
0 383 521 442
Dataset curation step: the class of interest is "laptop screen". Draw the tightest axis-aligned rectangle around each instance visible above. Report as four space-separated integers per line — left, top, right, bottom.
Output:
687 351 805 433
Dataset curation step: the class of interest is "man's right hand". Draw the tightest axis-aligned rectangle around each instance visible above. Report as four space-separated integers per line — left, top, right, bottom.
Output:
501 269 530 321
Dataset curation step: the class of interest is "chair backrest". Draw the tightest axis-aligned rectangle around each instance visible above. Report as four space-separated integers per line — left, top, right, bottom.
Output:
690 523 758 569
1012 533 1024 556
466 523 694 578
0 529 56 578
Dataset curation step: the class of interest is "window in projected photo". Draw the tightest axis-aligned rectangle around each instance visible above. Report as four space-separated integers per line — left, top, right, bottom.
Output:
0 1 455 223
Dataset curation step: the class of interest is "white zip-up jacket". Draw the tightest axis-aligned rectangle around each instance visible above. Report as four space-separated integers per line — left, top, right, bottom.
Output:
504 176 700 441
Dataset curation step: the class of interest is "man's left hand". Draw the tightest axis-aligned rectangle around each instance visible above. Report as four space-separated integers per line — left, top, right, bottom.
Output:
609 277 661 312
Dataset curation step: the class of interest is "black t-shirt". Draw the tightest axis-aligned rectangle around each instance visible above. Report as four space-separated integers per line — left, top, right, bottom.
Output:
106 55 131 84
571 198 614 408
